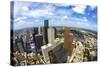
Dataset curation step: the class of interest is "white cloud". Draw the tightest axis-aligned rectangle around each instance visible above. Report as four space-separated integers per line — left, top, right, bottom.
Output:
81 17 88 22
14 17 27 22
44 4 55 11
13 2 97 31
16 20 26 24
21 6 29 12
62 15 68 19
22 4 55 18
55 3 70 7
72 5 86 14
23 9 53 18
14 1 32 18
18 3 56 18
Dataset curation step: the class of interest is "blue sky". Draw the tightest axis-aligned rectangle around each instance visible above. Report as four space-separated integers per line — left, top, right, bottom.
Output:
13 1 97 31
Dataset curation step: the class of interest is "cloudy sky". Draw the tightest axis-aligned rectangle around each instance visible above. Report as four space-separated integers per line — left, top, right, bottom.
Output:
12 1 97 31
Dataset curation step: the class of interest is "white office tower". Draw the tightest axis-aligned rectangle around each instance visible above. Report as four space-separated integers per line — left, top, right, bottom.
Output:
48 27 55 44
41 44 52 63
38 26 41 34
41 40 61 63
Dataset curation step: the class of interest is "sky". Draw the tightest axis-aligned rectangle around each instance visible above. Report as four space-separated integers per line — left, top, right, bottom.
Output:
12 1 97 31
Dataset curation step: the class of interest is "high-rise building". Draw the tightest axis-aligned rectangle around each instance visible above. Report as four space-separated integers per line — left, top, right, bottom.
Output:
32 27 39 43
44 20 49 28
38 26 41 34
44 20 49 44
64 27 74 56
34 27 38 34
26 42 32 53
14 36 25 53
48 44 68 63
48 27 55 44
34 34 43 52
26 30 31 43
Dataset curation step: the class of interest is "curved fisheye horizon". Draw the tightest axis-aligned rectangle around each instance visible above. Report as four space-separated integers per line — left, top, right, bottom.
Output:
12 1 97 31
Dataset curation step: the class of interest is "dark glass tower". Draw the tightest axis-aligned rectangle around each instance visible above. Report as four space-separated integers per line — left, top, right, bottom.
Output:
34 27 38 34
34 34 43 52
44 20 49 44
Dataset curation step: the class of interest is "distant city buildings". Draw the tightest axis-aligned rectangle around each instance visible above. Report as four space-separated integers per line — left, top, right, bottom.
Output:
11 19 97 66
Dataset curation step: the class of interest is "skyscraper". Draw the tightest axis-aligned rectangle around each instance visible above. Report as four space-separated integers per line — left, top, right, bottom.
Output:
14 35 25 53
34 34 43 52
34 27 38 34
64 27 74 56
44 20 49 44
48 44 68 63
48 27 55 44
44 20 49 28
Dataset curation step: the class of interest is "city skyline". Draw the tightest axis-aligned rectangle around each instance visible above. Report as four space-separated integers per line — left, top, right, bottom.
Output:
13 1 97 31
